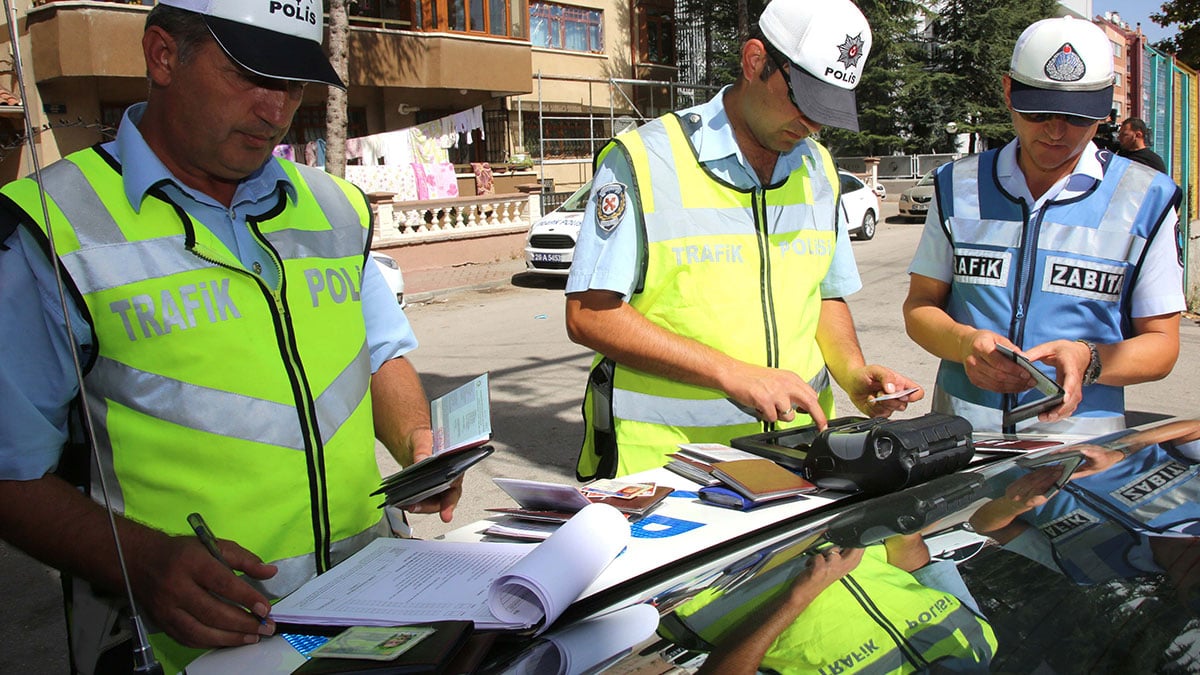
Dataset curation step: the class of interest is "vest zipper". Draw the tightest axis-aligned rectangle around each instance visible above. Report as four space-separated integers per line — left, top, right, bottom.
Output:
188 237 335 574
1003 201 1044 433
752 188 781 433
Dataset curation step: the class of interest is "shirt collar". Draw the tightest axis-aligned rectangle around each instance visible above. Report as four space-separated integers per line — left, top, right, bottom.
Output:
996 138 1103 205
112 102 297 213
685 86 817 186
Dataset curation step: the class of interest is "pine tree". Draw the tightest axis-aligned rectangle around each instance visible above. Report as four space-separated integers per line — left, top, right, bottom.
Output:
931 0 1058 150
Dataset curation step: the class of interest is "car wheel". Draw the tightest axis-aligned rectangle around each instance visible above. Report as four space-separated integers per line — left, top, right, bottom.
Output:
856 210 877 240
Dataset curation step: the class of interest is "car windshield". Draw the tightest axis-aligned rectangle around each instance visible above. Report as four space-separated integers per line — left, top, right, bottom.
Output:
917 170 937 186
558 181 593 212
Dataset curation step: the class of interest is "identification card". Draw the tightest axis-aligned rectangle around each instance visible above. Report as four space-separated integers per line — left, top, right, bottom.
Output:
310 625 436 661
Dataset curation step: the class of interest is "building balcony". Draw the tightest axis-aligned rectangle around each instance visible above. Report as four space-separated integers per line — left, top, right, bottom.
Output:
25 1 532 102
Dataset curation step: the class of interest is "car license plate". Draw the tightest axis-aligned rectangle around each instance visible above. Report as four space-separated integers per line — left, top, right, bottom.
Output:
912 204 927 212
531 252 564 263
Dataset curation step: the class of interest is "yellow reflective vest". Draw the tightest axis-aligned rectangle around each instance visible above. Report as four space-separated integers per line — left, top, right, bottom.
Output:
673 546 997 674
578 112 839 479
2 147 384 674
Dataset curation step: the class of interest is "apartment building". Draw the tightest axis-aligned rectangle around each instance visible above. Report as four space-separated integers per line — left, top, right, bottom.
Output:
0 0 671 188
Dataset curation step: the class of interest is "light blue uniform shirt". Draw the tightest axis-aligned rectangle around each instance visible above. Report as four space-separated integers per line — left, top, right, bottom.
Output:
566 87 862 298
0 103 416 480
908 139 1185 318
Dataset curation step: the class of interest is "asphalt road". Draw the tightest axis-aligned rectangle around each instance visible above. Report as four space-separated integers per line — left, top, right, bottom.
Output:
5 200 1198 673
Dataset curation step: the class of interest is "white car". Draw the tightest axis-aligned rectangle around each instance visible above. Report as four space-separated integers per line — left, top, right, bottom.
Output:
369 251 406 308
838 171 881 241
523 180 592 276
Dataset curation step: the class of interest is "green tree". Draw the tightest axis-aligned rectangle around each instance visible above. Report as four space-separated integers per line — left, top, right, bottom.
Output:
819 0 936 157
1152 0 1200 68
930 0 1058 151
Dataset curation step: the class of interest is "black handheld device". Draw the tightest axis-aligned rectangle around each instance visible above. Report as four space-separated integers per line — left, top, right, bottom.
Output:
994 344 1065 426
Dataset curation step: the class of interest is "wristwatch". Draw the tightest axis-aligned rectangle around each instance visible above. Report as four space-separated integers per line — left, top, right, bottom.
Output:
1077 339 1101 386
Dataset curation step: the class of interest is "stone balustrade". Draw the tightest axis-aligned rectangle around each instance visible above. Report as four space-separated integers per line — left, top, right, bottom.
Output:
371 192 534 245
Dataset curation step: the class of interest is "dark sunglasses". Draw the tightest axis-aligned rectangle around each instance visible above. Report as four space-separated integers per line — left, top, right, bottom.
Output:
1016 111 1097 128
763 44 802 111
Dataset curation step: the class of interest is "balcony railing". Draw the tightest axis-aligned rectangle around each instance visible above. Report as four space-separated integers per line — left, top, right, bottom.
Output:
372 192 532 244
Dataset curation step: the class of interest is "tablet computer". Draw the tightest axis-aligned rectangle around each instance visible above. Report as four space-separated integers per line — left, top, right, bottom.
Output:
995 344 1065 427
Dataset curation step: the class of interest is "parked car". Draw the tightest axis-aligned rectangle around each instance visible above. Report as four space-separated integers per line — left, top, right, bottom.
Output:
523 180 592 276
526 172 876 275
871 182 886 199
838 171 880 241
899 169 937 221
369 251 406 308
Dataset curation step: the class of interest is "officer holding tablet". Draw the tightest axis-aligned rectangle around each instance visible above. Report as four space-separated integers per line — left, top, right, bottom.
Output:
903 17 1184 434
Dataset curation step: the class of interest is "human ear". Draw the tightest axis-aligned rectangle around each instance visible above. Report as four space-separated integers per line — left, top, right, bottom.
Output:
143 26 178 87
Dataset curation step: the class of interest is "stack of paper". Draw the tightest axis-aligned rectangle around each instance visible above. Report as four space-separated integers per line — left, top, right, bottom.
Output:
271 504 629 634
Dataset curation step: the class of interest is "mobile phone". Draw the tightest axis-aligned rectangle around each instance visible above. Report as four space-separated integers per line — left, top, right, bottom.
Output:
994 344 1065 426
1015 448 1087 494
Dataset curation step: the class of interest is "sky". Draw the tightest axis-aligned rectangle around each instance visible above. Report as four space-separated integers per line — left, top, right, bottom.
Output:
1095 0 1176 44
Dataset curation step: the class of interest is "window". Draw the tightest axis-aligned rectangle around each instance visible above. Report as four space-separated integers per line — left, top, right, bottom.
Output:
403 0 526 36
530 2 603 53
638 4 674 65
523 114 611 158
1114 72 1122 87
1111 41 1122 58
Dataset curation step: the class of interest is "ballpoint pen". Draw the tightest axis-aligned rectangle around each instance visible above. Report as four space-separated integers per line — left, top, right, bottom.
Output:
186 512 268 624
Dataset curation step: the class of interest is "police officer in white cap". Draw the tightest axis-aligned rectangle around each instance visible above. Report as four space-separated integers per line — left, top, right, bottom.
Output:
0 2 455 672
566 0 923 480
904 17 1184 435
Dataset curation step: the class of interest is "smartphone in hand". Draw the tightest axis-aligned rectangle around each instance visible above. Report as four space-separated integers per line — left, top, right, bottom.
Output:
994 344 1065 426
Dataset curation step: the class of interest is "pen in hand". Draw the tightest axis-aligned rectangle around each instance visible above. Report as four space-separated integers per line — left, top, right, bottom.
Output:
186 512 269 624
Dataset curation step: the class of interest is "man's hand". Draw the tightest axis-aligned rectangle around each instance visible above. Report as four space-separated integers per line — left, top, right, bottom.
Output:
723 362 828 429
961 331 1036 394
842 365 924 417
395 426 461 523
1022 339 1091 422
785 547 864 612
129 532 277 649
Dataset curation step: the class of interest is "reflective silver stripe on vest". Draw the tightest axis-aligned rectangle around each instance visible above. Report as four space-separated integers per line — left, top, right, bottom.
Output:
1038 220 1145 262
642 203 825 243
61 235 211 294
613 368 830 427
82 395 127 514
1099 163 1155 232
932 386 1125 435
904 602 994 664
266 227 366 260
315 342 372 446
948 157 981 221
86 356 308 450
255 519 389 597
295 164 364 237
37 160 127 247
948 218 1021 248
1050 519 1131 582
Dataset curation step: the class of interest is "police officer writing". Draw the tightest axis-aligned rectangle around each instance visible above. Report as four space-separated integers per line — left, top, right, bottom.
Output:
903 17 1183 435
0 2 457 673
565 0 922 479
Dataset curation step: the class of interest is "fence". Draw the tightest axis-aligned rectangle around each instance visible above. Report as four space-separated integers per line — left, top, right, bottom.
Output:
837 154 960 180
